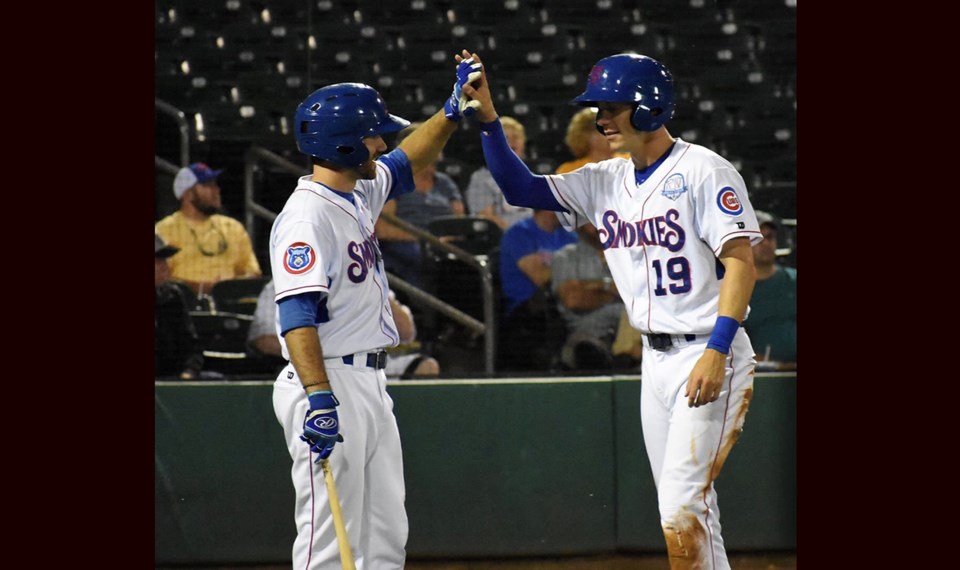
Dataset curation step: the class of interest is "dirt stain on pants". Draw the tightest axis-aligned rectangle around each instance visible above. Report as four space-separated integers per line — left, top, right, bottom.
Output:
708 387 752 486
663 509 708 569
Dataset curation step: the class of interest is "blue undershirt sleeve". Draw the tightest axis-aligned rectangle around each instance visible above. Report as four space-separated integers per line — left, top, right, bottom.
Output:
278 291 324 336
479 118 567 212
380 148 415 201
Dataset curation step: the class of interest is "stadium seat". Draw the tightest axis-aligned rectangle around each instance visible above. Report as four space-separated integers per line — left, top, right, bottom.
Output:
209 276 271 316
427 215 503 257
188 310 256 376
156 0 795 244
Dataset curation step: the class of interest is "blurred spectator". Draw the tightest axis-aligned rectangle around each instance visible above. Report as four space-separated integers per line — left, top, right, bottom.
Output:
496 210 577 371
551 223 625 371
155 234 204 379
246 279 283 360
465 116 533 229
383 289 441 379
555 107 631 174
375 123 465 289
744 211 797 368
611 309 643 370
247 281 439 379
155 163 262 297
499 210 578 315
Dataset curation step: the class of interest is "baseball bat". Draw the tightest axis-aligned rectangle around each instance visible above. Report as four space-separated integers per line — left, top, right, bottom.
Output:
321 458 356 570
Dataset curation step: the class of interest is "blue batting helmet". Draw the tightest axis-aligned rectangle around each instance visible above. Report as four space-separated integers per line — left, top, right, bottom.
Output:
294 83 410 168
571 54 675 132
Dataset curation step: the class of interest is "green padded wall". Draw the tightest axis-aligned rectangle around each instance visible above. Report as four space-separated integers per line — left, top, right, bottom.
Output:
155 374 796 565
155 383 295 564
395 379 616 557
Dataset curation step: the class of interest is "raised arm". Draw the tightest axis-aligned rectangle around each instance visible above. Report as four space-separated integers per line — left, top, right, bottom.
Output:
396 54 485 174
397 109 459 175
457 50 566 212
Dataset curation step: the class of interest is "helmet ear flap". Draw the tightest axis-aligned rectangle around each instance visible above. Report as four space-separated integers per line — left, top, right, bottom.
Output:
631 105 645 131
335 144 361 159
631 103 669 132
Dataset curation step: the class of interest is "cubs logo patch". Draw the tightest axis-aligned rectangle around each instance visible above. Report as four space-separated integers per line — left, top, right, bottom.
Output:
284 242 317 274
588 64 604 85
661 173 688 200
716 187 743 216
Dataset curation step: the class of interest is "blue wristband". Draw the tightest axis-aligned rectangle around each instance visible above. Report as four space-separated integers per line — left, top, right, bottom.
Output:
706 316 739 354
307 390 339 410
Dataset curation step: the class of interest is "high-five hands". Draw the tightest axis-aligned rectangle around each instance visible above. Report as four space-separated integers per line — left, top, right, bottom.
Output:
443 56 483 121
454 49 497 122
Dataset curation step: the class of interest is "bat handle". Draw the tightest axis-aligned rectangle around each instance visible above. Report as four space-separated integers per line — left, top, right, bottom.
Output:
321 458 356 570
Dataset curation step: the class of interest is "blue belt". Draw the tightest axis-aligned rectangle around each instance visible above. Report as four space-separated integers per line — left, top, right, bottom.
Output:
646 333 698 351
341 351 387 369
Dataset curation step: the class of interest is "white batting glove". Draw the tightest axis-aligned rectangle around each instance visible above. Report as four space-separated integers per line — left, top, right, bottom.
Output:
443 58 483 121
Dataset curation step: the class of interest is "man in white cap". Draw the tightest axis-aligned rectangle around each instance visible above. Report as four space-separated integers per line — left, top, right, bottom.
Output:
155 162 262 296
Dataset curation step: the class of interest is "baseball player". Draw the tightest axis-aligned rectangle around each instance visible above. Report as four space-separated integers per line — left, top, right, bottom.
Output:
459 50 761 569
270 62 481 569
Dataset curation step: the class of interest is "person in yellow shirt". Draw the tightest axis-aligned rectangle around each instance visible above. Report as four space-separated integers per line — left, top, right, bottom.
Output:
155 163 262 296
555 107 631 174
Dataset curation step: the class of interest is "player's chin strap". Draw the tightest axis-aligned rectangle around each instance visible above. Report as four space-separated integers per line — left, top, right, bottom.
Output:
706 316 739 354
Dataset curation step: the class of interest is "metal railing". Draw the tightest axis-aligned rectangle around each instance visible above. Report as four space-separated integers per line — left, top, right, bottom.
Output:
377 211 496 374
155 155 179 177
155 98 190 167
242 145 498 374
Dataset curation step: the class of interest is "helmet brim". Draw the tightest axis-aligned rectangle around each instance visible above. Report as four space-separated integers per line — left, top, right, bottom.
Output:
371 113 410 136
570 94 597 107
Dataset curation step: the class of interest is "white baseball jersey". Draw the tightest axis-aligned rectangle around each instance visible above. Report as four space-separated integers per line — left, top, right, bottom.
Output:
269 154 407 360
545 139 763 335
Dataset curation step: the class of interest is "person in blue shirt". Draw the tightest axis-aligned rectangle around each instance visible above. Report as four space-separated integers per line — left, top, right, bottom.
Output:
499 209 577 315
496 209 577 371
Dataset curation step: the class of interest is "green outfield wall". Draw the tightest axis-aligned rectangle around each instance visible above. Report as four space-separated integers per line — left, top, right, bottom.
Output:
155 374 796 565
